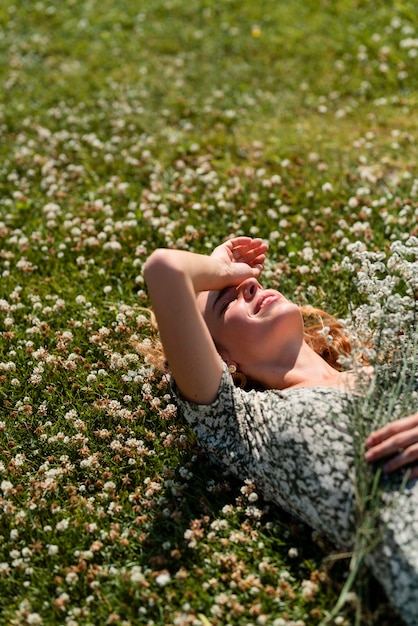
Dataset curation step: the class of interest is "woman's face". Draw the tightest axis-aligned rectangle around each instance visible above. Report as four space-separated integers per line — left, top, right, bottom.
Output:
197 278 304 370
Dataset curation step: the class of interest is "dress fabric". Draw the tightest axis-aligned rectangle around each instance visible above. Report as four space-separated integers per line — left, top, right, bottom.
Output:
174 362 418 626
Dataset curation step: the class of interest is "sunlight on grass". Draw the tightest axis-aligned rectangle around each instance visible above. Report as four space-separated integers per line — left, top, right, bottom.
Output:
0 0 417 624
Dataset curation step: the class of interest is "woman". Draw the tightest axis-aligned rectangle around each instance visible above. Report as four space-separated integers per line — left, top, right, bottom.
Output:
144 236 418 624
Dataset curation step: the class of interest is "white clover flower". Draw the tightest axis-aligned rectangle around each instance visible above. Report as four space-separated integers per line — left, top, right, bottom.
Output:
0 299 10 313
12 453 25 468
103 240 122 253
26 613 43 625
0 563 10 575
16 257 32 271
1 480 14 495
130 566 145 584
64 410 77 421
64 572 79 587
155 572 171 586
0 361 16 371
109 353 124 370
301 578 319 600
55 518 70 532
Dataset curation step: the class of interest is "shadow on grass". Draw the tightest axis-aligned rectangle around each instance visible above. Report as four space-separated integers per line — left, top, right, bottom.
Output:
142 446 398 625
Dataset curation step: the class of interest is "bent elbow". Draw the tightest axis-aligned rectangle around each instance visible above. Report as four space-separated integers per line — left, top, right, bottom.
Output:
143 248 183 288
144 248 169 280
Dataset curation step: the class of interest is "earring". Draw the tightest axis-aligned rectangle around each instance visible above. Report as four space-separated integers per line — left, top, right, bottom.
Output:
228 364 247 389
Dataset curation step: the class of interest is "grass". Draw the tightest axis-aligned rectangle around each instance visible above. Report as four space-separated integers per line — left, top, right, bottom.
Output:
0 0 417 624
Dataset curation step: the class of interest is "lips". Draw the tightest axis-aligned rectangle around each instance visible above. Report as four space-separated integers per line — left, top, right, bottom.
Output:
255 291 280 314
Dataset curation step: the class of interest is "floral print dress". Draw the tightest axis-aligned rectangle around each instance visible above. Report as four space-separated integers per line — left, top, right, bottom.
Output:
174 362 418 626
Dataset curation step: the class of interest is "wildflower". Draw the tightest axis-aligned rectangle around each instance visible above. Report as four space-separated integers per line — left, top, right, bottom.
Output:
29 374 42 385
16 257 37 272
55 519 69 532
130 566 146 584
27 614 43 625
155 571 171 586
0 361 16 372
301 578 319 600
221 505 235 517
0 563 11 576
251 24 261 37
245 506 263 519
1 480 14 496
103 241 122 253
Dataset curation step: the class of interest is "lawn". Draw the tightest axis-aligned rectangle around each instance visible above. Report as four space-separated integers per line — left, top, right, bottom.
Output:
0 0 417 624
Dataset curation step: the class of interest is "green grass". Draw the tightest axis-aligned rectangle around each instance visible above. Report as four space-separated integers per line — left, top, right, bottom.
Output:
0 0 417 624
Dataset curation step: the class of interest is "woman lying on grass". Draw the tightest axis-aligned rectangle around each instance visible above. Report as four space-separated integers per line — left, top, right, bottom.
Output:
144 236 418 625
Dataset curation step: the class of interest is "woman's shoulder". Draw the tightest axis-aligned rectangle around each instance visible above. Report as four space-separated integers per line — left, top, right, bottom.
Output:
173 361 351 428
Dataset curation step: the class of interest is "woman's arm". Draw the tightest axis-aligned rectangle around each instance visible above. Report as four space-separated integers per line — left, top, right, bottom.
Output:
365 412 418 479
143 237 267 404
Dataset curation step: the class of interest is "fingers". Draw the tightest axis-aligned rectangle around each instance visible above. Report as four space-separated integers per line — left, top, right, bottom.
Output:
380 443 418 474
366 413 418 448
230 239 268 266
365 412 418 448
365 427 418 462
365 412 418 477
226 236 264 248
229 261 263 282
211 237 268 268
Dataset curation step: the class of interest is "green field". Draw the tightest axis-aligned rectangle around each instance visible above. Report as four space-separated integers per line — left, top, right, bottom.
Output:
0 1 417 624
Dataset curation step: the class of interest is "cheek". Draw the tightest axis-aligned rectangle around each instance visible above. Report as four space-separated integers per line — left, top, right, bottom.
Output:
209 314 245 354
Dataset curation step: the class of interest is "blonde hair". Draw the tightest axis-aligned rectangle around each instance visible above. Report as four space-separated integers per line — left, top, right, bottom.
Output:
301 306 353 371
132 309 168 372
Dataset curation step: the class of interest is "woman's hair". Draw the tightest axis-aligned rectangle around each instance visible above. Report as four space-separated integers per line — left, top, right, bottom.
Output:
131 309 169 372
134 306 354 376
301 306 352 371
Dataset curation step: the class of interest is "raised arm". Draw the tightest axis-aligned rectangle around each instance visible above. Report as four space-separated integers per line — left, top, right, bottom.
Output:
143 237 267 404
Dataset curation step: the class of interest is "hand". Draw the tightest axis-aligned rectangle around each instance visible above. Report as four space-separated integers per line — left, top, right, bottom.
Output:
365 412 418 479
211 236 268 279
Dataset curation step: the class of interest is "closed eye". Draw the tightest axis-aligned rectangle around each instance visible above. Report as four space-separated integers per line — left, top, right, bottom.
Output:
220 294 237 314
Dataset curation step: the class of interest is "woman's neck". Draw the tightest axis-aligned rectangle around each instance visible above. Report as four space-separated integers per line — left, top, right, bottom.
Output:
250 341 361 392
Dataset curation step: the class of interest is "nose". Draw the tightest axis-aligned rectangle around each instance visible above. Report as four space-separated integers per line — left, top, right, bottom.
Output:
238 278 261 302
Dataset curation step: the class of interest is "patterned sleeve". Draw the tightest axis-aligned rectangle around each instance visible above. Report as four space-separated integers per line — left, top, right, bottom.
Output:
174 362 356 548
